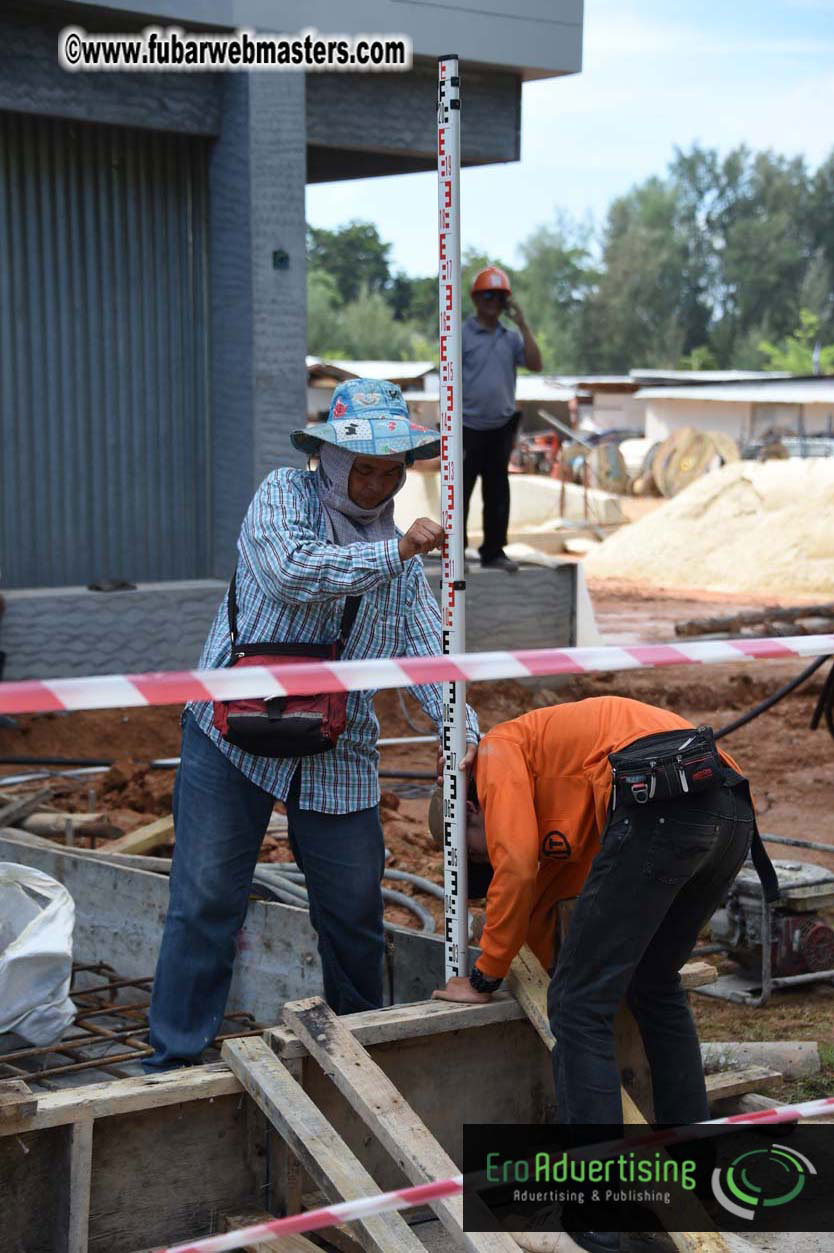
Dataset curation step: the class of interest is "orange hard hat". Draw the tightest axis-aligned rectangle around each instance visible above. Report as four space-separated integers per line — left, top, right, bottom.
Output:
470 265 512 296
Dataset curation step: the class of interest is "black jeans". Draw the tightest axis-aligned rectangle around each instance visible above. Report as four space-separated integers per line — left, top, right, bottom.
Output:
547 783 754 1125
463 414 520 562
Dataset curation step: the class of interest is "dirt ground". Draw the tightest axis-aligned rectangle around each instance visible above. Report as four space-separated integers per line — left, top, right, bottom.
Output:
2 578 833 1098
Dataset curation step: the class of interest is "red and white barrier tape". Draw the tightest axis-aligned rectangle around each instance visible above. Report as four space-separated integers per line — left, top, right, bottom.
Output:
1 633 832 717
158 1176 464 1253
158 1096 834 1252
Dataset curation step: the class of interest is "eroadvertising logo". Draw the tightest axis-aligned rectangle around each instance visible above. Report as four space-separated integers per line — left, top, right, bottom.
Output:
711 1143 817 1221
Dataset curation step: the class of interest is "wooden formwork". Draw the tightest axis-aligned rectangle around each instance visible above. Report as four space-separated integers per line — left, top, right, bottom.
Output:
0 950 763 1253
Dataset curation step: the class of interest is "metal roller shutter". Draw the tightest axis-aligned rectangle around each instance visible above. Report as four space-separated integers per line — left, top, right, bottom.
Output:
0 111 210 588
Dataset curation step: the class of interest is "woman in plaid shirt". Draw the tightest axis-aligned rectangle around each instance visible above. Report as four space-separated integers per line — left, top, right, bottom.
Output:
145 379 479 1071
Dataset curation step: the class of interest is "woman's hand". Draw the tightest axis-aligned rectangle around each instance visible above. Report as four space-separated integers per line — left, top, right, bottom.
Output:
436 740 478 784
398 517 444 562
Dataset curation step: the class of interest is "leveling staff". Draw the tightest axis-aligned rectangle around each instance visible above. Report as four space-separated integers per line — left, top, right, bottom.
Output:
430 697 776 1128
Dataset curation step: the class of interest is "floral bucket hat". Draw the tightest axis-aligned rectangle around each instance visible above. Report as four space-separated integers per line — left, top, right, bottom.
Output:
292 377 441 462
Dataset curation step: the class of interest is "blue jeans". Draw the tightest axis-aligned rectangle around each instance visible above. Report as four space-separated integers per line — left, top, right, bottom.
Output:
145 713 385 1071
547 782 754 1125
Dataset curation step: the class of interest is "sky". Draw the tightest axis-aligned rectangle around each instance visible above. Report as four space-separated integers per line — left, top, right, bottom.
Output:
305 0 834 277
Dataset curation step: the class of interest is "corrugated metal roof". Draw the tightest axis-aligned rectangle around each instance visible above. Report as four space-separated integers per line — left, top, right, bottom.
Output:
631 369 792 383
637 379 834 404
329 360 436 380
0 112 210 589
403 376 575 403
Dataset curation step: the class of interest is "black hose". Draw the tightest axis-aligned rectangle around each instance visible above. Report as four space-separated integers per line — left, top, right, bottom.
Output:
715 653 834 741
379 769 437 780
0 755 116 767
810 657 834 740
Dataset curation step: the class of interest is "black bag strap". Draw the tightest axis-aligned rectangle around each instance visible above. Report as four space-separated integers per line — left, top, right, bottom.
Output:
751 828 781 904
337 594 361 647
227 564 360 651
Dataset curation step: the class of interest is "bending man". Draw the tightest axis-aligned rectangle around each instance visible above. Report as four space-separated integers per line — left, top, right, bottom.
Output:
431 695 772 1128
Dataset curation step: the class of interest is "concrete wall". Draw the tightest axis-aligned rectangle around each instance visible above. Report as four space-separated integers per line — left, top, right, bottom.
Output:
644 399 755 444
307 62 521 179
0 562 580 679
0 833 474 1018
592 391 641 431
209 70 308 575
0 581 226 680
69 0 585 79
644 397 834 444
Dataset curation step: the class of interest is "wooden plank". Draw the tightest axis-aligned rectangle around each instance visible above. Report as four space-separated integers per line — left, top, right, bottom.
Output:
222 1036 425 1253
0 1062 240 1134
66 1120 93 1253
283 997 518 1253
680 960 717 989
274 1056 306 1217
505 946 732 1253
106 814 175 855
269 996 524 1060
223 1212 321 1253
614 1001 655 1122
0 1078 37 1123
0 786 52 828
705 1067 782 1101
302 1193 371 1253
106 815 175 855
506 947 555 1049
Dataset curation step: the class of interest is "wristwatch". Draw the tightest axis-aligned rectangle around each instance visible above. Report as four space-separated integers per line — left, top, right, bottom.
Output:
469 965 502 994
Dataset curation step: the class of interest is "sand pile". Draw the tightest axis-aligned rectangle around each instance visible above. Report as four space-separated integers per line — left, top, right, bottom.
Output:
584 459 834 595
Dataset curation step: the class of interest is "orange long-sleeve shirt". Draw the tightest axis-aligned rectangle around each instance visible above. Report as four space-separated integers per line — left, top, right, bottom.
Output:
473 696 743 979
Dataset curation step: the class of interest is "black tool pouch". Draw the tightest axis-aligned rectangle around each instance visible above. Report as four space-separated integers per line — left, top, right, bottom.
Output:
609 725 724 808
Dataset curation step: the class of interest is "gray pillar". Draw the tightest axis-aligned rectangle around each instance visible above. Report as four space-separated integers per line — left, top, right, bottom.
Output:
208 70 307 577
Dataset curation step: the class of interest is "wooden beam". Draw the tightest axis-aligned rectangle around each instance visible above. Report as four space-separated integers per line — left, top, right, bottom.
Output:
274 1056 306 1217
505 947 555 1048
0 1079 38 1124
680 961 717 989
66 1120 94 1253
0 1062 240 1135
223 1212 322 1253
106 815 175 855
269 996 524 1060
283 997 519 1253
506 946 733 1253
222 1036 425 1253
0 786 52 828
705 1067 782 1101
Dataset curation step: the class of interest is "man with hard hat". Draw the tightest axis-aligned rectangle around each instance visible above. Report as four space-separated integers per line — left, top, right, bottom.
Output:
462 266 542 573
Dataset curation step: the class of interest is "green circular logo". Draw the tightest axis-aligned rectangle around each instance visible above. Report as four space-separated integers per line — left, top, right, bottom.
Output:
711 1143 816 1220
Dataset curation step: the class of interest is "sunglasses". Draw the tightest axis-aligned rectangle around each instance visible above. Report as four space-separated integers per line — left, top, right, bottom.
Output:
477 291 507 303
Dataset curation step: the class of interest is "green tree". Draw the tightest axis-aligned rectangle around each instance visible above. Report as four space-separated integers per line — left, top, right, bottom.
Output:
307 268 350 357
307 281 434 362
578 179 688 371
306 221 392 305
677 344 718 370
514 213 595 372
759 309 834 374
808 151 834 339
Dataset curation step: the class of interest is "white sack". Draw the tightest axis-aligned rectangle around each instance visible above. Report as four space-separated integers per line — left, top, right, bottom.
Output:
0 862 75 1045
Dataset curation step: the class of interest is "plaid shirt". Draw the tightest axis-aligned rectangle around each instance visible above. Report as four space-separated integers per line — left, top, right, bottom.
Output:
190 468 479 813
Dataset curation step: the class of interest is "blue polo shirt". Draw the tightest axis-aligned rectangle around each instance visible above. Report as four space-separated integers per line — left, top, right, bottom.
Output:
461 315 526 431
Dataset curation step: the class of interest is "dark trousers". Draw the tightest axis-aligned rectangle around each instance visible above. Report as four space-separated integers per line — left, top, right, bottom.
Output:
547 782 754 1124
463 414 520 562
145 714 385 1070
